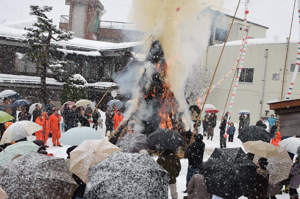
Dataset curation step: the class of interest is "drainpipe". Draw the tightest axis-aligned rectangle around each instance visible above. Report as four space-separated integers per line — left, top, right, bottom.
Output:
258 49 268 119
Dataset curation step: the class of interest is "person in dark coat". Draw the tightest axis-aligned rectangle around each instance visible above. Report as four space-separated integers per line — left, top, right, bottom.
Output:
256 117 267 129
244 114 250 128
45 99 54 113
228 123 236 142
18 107 31 121
238 113 245 133
202 116 209 136
187 170 211 199
32 104 42 123
92 108 101 130
248 158 269 199
207 114 216 140
79 110 90 127
270 122 279 138
68 105 79 130
219 116 227 148
63 104 71 131
85 104 93 118
184 134 205 189
157 150 181 199
289 147 300 199
105 107 114 137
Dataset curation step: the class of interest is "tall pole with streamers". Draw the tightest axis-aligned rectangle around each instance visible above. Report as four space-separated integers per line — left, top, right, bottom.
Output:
286 0 300 100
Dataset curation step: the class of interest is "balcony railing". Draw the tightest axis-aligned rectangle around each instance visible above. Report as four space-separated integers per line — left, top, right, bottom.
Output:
99 20 138 30
60 15 69 23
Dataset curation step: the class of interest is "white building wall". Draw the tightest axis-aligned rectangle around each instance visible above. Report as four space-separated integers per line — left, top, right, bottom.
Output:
71 4 85 38
206 40 300 124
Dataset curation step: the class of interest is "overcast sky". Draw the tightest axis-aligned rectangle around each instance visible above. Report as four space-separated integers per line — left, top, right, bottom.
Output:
0 0 298 39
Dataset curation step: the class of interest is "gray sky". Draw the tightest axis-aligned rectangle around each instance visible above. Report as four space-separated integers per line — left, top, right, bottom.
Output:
0 0 298 39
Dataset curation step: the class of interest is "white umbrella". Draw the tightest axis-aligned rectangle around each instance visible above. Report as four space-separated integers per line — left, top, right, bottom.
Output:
203 104 219 113
0 186 8 199
75 99 92 108
0 90 17 98
0 121 43 144
28 103 42 114
238 110 251 115
278 137 300 154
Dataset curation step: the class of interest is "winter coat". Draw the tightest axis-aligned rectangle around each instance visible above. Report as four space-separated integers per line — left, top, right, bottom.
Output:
45 103 54 113
49 114 61 131
105 111 114 125
228 126 236 135
187 173 211 199
244 117 250 127
157 150 181 184
271 131 281 147
219 119 227 135
290 162 300 189
68 110 79 128
43 112 50 133
256 120 267 129
267 117 276 126
35 117 44 135
248 168 269 199
270 125 278 137
63 107 71 124
18 112 30 121
266 183 280 197
239 115 245 125
113 113 123 130
92 111 101 123
184 141 205 169
79 114 90 127
72 174 86 198
32 108 42 123
208 116 216 128
202 119 208 130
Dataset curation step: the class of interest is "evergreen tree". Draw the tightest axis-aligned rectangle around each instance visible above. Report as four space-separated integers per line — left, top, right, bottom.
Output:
62 74 88 104
24 5 73 105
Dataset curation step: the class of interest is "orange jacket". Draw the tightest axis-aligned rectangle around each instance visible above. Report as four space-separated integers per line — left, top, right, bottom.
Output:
35 117 44 134
49 114 61 131
271 131 282 147
113 113 123 130
43 112 51 133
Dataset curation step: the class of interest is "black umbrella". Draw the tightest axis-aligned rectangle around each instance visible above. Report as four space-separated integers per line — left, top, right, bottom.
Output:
0 152 78 199
116 132 151 153
148 129 184 150
84 152 169 199
202 148 257 199
238 125 272 143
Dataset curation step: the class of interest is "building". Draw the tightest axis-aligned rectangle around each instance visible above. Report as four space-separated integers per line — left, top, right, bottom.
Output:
205 37 300 123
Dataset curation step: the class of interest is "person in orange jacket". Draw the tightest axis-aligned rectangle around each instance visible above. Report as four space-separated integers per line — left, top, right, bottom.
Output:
35 113 44 142
271 127 282 147
49 109 62 147
43 112 51 147
113 110 123 130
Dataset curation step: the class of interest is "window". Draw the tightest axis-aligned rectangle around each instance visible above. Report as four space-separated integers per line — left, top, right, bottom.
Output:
290 63 300 73
272 73 280 81
215 28 228 42
239 68 254 83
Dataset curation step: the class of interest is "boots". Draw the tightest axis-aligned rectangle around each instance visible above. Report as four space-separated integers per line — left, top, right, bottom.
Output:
290 195 299 199
284 186 290 193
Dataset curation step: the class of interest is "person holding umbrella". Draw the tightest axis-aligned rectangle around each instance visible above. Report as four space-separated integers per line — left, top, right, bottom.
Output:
238 113 245 133
105 106 114 137
79 110 89 127
184 134 205 192
157 149 181 199
207 113 216 140
244 114 250 128
248 158 269 199
219 116 227 148
49 109 62 147
68 105 79 130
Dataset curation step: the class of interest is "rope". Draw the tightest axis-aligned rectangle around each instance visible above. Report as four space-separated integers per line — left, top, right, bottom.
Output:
225 36 250 132
281 0 297 100
93 35 152 112
190 0 242 144
286 0 300 100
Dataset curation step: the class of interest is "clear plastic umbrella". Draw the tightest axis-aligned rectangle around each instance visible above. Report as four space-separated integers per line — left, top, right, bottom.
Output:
0 141 39 166
0 90 17 98
75 99 92 107
60 127 104 146
238 110 251 115
0 121 43 144
278 137 300 154
28 103 42 114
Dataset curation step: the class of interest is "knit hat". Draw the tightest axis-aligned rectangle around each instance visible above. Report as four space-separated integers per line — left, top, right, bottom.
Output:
195 134 203 142
258 158 268 170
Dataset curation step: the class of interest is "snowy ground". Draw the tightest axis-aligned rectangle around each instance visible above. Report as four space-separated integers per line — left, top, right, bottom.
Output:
27 120 292 199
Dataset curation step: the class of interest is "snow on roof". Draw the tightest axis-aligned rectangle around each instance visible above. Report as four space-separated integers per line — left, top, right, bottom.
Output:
0 23 142 51
57 48 101 56
0 74 116 88
4 18 37 29
213 37 299 47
